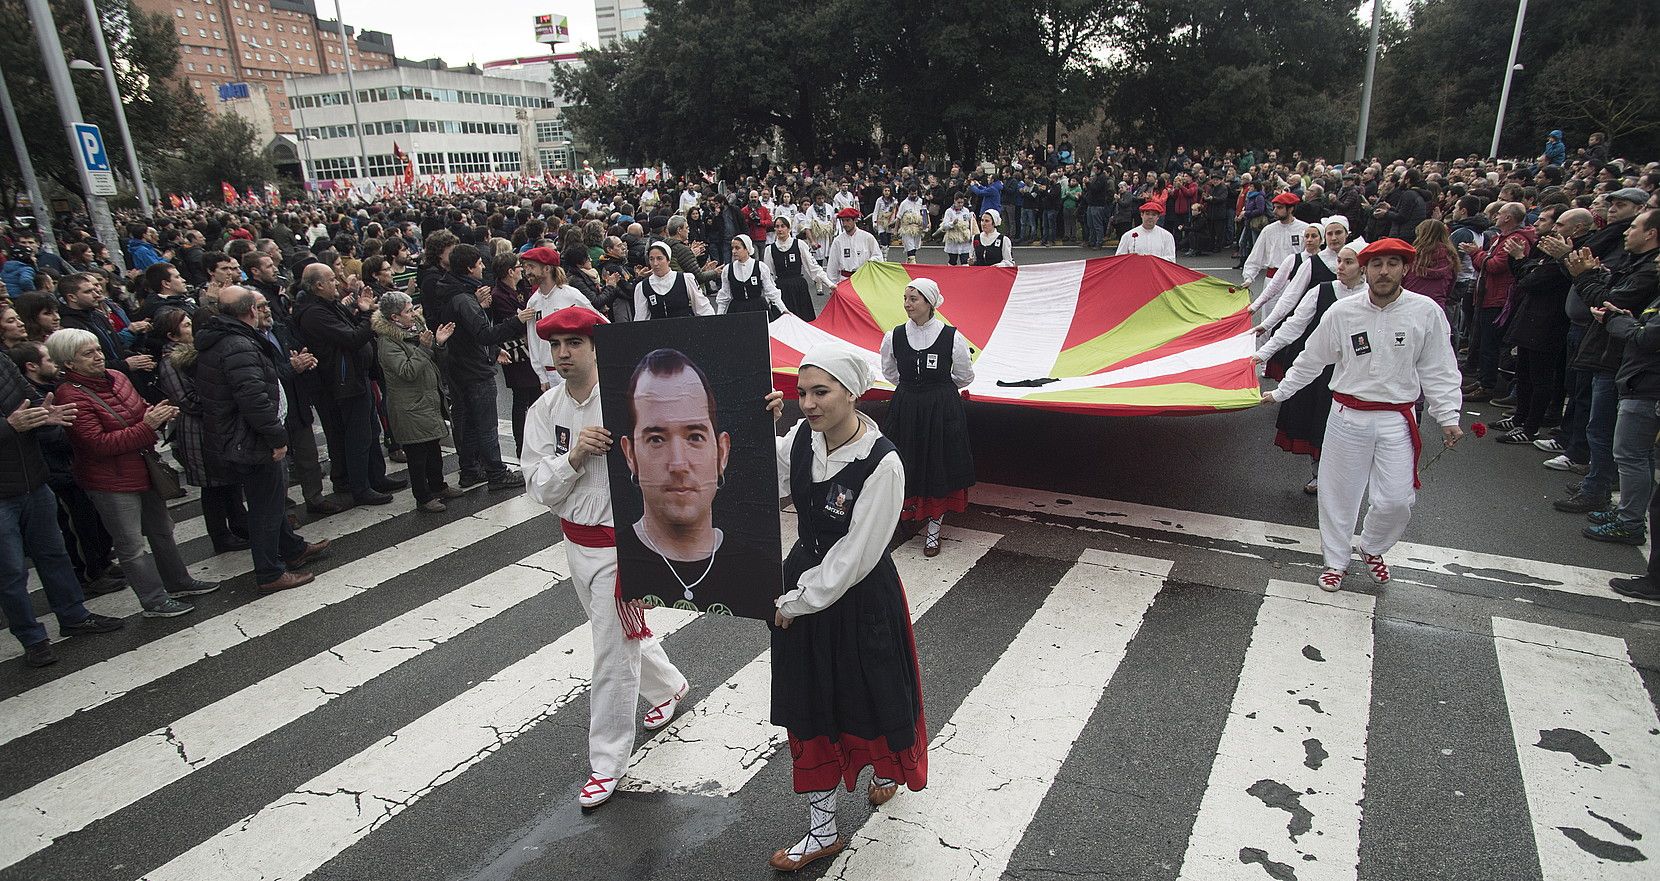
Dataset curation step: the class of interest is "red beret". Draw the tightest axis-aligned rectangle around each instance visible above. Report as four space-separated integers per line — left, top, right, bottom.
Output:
1270 192 1301 206
1356 237 1417 265
1139 201 1163 213
835 207 861 220
535 305 607 341
520 246 560 266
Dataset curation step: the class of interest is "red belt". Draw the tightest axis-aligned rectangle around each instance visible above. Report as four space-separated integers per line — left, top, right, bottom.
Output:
1265 267 1277 278
840 270 854 278
558 519 651 639
1332 393 1422 489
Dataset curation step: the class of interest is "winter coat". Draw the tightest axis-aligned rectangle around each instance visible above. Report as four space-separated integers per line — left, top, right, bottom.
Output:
1607 283 1660 400
156 342 232 487
291 291 375 400
1474 227 1538 309
373 314 449 444
1503 251 1575 353
0 356 51 498
1 258 35 297
1404 248 1456 306
194 314 290 466
56 368 158 493
1573 249 1660 373
432 274 525 386
489 282 541 390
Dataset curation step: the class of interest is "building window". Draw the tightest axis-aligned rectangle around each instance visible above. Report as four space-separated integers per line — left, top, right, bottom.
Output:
447 151 491 174
175 7 184 16
187 62 196 71
493 151 521 173
538 147 572 171
365 154 401 178
208 12 216 21
535 119 569 143
198 27 206 36
417 152 446 175
180 26 189 34
314 157 358 178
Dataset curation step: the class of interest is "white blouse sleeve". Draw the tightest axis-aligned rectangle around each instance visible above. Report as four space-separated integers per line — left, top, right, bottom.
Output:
776 419 801 498
998 236 1015 267
951 328 975 388
632 280 650 320
522 397 578 510
1256 283 1322 362
1249 252 1299 315
776 450 904 618
879 328 900 385
799 240 834 293
759 261 785 312
1260 255 1313 330
715 267 733 314
687 273 715 316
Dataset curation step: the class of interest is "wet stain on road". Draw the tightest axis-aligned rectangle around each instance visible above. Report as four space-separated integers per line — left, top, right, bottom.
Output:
1302 645 1325 662
1302 738 1327 770
1248 779 1314 841
1239 846 1298 880
1536 728 1612 766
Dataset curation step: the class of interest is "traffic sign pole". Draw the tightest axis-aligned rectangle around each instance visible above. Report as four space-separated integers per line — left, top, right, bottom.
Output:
23 0 124 273
83 0 152 215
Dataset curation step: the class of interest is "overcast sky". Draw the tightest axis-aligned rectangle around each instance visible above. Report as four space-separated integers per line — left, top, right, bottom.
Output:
332 0 1408 69
334 0 603 65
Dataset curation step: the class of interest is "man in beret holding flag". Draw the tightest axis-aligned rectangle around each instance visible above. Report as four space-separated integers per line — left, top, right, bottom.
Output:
824 208 885 281
1115 201 1178 259
1262 238 1464 592
1242 191 1310 289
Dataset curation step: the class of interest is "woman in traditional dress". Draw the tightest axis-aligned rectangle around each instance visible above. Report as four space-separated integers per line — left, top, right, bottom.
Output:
939 194 975 265
895 186 930 264
1254 235 1368 494
879 278 975 556
716 234 786 317
972 210 1015 267
769 343 928 872
763 216 833 321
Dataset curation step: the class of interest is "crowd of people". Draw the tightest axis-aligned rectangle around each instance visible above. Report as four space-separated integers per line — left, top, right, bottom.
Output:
2 132 1657 646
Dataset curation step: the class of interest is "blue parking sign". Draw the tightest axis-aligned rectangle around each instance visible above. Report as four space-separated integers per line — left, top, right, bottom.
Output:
73 123 117 196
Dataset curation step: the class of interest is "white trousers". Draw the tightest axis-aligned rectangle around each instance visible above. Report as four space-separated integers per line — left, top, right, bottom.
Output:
566 541 686 778
1315 405 1418 571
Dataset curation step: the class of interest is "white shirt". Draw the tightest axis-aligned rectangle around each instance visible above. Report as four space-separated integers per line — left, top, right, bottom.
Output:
940 206 975 253
974 230 1015 267
1115 223 1177 259
632 271 715 319
872 196 899 231
525 285 596 382
678 189 699 212
761 236 833 294
1249 250 1313 316
1270 289 1463 428
715 257 785 314
1243 218 1310 288
1260 249 1338 332
879 318 976 389
832 190 857 211
824 228 885 278
895 198 928 235
1256 275 1367 362
773 414 905 619
523 381 613 526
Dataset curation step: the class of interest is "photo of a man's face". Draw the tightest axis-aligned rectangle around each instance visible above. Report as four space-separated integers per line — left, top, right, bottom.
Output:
620 350 731 549
598 316 783 622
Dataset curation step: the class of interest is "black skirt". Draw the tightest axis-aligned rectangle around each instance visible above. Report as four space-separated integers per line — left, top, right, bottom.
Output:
770 546 927 793
1274 364 1336 457
779 274 816 321
882 382 975 513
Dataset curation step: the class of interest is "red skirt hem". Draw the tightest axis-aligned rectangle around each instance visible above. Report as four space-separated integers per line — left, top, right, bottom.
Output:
900 491 968 522
1273 430 1322 459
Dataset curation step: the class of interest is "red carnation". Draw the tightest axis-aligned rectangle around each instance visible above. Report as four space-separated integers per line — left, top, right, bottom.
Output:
1472 422 1488 438
1131 231 1139 238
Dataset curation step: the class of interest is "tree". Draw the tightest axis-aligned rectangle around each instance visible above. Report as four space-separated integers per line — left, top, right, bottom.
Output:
1530 32 1660 151
0 0 204 204
152 113 277 199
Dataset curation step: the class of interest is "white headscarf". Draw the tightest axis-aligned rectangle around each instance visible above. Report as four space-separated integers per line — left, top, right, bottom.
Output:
734 234 755 259
981 209 1002 228
799 343 874 398
1339 235 1369 257
907 277 943 313
1321 215 1350 233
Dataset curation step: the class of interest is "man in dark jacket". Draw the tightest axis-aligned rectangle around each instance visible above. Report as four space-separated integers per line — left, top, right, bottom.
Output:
429 243 532 490
292 264 404 505
195 287 327 593
1573 210 1660 546
1556 209 1660 517
59 272 152 377
0 355 122 666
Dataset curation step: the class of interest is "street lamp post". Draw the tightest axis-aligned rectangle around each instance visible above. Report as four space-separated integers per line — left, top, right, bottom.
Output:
274 51 315 197
1490 0 1529 158
1354 0 1384 161
332 0 371 186
23 0 124 273
0 64 59 254
74 0 151 215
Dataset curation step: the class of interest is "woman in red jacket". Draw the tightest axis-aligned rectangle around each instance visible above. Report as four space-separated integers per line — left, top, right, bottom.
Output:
47 328 218 618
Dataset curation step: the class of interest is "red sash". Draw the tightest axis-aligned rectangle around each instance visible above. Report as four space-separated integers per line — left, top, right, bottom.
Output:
1265 266 1278 278
559 520 652 640
1332 393 1422 489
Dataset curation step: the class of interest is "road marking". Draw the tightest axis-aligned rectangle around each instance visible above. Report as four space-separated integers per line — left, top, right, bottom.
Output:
973 483 1646 603
620 526 1001 796
1492 618 1659 878
137 608 701 881
825 550 1169 880
1177 580 1375 880
0 496 547 747
0 543 568 870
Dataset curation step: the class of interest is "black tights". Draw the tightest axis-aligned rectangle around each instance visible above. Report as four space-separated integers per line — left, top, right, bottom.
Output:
947 253 969 266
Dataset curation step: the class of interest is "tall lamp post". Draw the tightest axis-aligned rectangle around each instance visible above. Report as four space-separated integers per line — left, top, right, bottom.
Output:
1354 0 1384 161
72 0 151 215
331 0 371 185
1490 0 1529 158
274 51 315 196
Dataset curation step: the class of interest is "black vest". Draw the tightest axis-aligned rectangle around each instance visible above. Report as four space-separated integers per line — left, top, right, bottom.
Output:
789 424 898 560
638 273 692 319
726 262 768 312
768 241 804 280
892 324 957 388
972 234 1005 266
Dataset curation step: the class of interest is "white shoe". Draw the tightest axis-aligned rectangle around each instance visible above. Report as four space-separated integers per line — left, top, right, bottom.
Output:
579 773 619 808
1542 454 1573 471
1534 438 1565 453
1361 552 1391 585
643 682 688 731
1318 568 1345 592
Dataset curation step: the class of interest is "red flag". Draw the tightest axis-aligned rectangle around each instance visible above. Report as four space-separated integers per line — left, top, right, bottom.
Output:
220 181 238 204
168 193 184 209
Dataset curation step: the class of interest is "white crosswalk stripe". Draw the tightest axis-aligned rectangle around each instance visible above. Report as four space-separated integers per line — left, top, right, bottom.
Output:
1 489 1653 881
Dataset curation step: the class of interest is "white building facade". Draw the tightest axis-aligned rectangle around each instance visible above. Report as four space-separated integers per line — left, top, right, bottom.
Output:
593 0 649 46
283 64 574 187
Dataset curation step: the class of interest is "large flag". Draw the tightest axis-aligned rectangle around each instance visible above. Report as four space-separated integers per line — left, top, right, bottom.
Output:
393 141 415 187
768 256 1260 416
220 181 237 204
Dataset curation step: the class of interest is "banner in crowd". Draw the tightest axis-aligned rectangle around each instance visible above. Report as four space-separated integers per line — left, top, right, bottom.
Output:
768 256 1259 416
596 312 783 621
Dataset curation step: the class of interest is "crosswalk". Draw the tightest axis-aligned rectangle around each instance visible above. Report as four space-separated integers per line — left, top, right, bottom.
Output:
3 480 1657 881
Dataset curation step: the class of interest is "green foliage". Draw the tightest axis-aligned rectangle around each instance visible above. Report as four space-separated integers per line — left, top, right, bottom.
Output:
152 113 279 198
0 0 205 200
